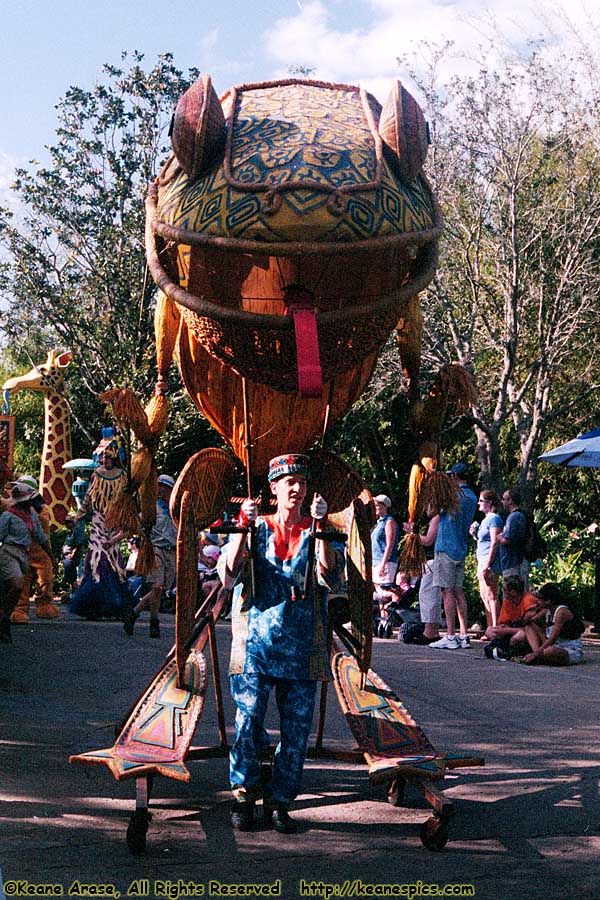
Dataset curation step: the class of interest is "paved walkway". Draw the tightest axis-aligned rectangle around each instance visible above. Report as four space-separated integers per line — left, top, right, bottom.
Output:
1 609 600 899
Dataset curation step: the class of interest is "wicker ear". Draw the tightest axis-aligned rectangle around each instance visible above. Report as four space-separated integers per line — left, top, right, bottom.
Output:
170 74 226 178
379 81 430 183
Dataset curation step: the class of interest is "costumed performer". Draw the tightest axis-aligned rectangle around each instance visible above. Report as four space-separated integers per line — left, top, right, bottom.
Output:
0 480 54 644
69 439 133 620
218 453 345 835
122 473 177 639
10 474 60 624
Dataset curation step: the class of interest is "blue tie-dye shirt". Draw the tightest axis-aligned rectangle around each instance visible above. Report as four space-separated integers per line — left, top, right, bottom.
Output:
224 515 345 681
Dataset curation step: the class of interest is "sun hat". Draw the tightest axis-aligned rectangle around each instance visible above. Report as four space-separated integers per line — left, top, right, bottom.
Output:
11 482 39 501
203 544 221 561
14 474 39 492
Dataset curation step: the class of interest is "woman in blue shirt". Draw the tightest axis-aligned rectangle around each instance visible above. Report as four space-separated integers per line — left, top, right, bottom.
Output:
470 489 503 629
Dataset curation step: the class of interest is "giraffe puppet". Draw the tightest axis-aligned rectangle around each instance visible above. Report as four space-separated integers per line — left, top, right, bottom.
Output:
3 350 74 530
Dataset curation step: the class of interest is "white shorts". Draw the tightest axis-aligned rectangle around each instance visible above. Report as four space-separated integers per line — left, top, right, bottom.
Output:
419 560 442 625
546 628 584 665
372 560 398 587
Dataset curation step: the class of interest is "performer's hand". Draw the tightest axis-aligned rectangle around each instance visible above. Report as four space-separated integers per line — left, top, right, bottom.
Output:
310 493 328 520
238 498 258 528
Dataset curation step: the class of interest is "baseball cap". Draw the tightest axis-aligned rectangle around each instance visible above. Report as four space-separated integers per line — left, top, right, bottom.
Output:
448 462 469 477
374 494 392 508
157 474 175 488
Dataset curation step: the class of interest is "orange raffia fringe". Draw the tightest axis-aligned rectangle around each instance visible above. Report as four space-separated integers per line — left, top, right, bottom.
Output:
145 393 169 436
437 363 477 413
401 532 426 578
139 463 158 531
100 388 154 446
416 364 477 441
401 462 427 577
100 385 170 549
134 463 159 576
135 533 156 576
421 470 459 516
131 448 153 491
104 493 140 537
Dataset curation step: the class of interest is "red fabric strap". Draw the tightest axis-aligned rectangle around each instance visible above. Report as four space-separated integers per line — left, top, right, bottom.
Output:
284 285 323 399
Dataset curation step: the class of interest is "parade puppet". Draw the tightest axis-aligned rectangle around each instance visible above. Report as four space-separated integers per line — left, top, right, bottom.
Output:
3 350 74 529
72 77 483 853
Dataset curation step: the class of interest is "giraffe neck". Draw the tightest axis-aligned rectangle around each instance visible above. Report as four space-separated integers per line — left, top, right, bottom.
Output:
41 391 73 529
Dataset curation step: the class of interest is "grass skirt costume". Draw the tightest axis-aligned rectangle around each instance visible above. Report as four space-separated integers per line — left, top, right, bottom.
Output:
69 467 134 620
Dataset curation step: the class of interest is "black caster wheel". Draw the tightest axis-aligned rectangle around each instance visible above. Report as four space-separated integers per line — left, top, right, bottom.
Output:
420 816 449 851
126 809 152 855
387 778 406 807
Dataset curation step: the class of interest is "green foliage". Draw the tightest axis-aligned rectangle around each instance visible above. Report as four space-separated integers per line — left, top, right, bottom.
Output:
0 52 201 460
529 522 597 618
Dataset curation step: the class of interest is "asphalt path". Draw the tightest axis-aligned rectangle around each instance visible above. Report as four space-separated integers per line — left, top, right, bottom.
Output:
1 609 600 900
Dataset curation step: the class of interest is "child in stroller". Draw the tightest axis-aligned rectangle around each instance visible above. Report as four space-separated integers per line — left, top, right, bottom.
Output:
374 571 420 638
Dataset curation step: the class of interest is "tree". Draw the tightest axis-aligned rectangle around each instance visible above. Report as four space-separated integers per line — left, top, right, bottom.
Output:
0 52 203 460
400 41 600 509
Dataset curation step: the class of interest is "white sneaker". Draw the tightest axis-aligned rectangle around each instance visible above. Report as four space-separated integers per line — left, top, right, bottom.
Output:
429 635 460 650
458 635 471 649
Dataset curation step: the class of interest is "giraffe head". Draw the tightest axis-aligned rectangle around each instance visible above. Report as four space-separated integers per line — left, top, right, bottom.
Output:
3 350 72 395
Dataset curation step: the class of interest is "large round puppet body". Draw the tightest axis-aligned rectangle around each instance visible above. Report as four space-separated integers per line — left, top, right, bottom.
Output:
147 78 440 474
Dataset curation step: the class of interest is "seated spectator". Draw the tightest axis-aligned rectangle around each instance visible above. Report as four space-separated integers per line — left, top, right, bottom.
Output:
198 539 225 611
374 571 419 639
124 537 145 605
484 575 538 659
522 583 584 666
125 536 140 577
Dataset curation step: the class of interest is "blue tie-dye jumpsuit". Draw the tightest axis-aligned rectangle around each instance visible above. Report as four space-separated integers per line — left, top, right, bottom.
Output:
221 514 345 806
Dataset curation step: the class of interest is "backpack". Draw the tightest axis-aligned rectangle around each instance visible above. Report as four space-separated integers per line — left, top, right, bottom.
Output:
523 515 547 562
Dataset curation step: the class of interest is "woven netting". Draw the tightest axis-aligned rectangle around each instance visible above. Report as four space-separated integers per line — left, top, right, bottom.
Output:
180 294 404 392
146 187 439 395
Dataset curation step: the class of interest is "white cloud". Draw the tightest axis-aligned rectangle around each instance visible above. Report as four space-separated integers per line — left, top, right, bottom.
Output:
262 0 598 105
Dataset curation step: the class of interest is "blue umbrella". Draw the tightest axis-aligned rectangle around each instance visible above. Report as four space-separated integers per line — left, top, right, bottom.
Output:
540 426 600 633
538 427 600 467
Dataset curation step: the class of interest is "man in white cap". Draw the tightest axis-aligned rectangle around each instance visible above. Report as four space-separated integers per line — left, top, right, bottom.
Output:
219 453 345 835
123 474 177 639
0 478 54 642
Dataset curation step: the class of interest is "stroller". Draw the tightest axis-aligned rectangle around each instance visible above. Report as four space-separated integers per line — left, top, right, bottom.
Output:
373 576 420 639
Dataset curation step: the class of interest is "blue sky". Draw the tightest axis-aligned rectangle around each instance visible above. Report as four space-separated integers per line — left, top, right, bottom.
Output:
0 0 594 196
